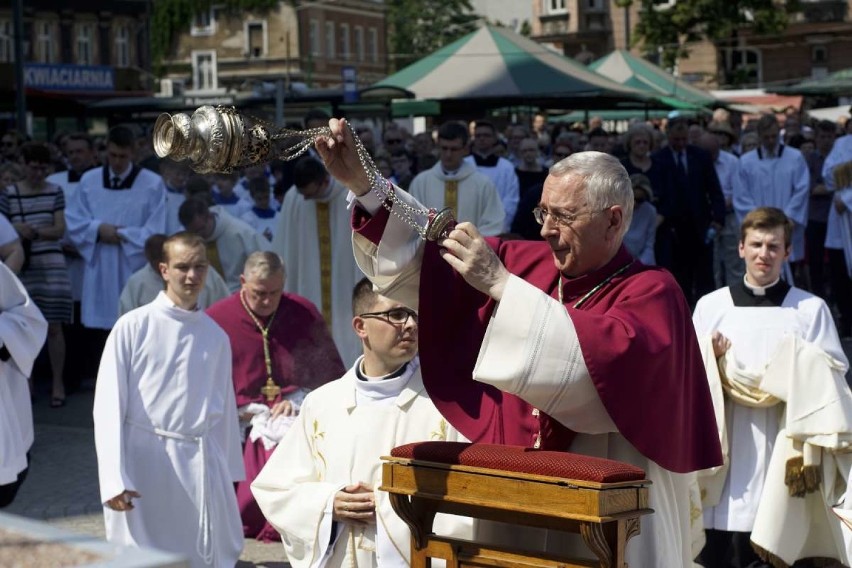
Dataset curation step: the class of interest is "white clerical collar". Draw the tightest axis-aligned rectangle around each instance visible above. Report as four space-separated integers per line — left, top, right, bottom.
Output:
743 275 780 296
354 358 414 402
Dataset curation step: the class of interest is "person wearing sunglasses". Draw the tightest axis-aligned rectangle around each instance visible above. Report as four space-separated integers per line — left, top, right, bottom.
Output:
315 119 722 567
252 278 470 567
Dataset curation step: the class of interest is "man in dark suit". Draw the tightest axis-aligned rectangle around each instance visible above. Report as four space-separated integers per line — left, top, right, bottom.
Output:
653 117 726 307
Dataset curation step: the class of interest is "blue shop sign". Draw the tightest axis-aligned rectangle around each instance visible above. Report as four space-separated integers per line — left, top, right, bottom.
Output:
24 64 115 92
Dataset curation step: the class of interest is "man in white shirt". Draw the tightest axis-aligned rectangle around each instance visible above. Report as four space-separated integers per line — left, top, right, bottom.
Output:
94 232 244 567
252 278 470 567
66 125 166 331
467 120 520 232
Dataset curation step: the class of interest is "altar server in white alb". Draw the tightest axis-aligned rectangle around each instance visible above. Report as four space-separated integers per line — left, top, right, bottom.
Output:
0 261 47 507
408 121 505 237
94 232 244 567
734 114 810 265
271 157 365 366
693 207 851 568
252 278 471 568
66 125 166 330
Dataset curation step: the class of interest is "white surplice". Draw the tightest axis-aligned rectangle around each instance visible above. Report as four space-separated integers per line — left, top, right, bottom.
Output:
408 161 505 237
206 206 271 293
94 292 245 567
692 283 847 532
465 155 519 232
117 264 230 316
349 187 693 568
0 262 47 484
66 166 166 329
251 358 471 568
272 179 365 366
822 134 852 276
734 145 810 261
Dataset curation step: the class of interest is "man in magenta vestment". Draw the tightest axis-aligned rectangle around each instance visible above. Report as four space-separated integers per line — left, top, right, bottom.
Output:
311 120 723 566
207 251 344 541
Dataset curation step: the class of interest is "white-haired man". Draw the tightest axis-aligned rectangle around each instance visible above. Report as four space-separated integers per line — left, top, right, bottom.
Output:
313 121 722 566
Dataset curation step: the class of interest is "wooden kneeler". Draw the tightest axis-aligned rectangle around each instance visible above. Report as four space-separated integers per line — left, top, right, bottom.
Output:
380 442 653 568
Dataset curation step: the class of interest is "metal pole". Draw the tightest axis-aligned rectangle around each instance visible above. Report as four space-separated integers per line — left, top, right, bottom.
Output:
13 0 26 134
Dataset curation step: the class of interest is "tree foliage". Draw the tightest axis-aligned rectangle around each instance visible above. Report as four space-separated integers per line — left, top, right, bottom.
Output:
151 0 279 73
386 0 480 71
629 0 801 69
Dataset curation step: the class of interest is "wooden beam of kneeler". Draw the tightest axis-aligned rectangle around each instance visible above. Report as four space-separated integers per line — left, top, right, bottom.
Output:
380 445 652 568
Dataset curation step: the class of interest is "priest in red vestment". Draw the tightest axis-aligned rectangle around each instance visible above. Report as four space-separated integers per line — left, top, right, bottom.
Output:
207 251 344 542
313 119 723 566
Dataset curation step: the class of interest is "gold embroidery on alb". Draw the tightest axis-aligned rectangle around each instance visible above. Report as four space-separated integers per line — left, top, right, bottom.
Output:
316 201 332 327
444 179 458 218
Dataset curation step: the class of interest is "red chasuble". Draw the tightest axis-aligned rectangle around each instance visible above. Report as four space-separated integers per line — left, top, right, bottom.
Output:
206 291 345 407
354 206 722 474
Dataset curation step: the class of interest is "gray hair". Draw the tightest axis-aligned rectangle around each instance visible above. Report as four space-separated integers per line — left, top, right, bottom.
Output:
243 251 285 280
623 123 653 152
549 151 634 237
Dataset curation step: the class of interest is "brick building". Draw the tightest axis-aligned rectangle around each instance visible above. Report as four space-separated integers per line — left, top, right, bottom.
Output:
160 0 387 96
529 0 852 90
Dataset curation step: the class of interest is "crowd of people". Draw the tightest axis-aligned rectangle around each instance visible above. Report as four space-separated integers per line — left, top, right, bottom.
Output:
0 104 851 567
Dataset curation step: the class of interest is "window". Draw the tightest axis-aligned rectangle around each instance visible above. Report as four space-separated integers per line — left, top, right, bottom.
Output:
368 27 378 63
587 0 605 10
722 47 761 86
115 23 130 67
812 45 828 64
0 20 12 63
340 24 350 61
36 21 56 63
192 50 218 91
191 8 215 36
246 21 266 57
544 0 567 14
354 26 364 62
76 22 94 65
309 19 320 57
325 21 335 59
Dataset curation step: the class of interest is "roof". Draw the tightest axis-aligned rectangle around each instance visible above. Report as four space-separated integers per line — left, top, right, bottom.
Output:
588 50 716 107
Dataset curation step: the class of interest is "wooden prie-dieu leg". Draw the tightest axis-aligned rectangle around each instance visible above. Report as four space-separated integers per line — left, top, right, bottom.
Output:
388 493 439 567
580 517 642 568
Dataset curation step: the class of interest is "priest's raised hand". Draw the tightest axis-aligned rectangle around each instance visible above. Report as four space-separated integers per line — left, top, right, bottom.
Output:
439 222 511 301
315 118 371 196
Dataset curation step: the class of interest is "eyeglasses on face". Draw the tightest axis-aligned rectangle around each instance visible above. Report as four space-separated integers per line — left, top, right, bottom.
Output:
359 307 418 325
532 206 609 228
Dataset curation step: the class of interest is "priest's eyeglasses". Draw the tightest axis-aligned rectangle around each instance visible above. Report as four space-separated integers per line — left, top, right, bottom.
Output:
359 307 418 326
532 206 607 228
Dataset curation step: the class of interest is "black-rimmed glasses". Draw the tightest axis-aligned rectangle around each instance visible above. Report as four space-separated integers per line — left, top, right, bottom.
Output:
359 307 418 325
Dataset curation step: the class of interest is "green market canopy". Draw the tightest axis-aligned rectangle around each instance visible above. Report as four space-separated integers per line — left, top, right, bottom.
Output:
372 25 654 111
588 50 717 107
772 68 852 96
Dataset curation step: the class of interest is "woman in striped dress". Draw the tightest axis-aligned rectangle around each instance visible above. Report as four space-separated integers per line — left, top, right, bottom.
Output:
0 143 73 407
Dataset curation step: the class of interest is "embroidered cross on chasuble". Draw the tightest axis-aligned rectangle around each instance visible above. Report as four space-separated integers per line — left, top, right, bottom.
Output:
444 180 458 216
315 202 333 327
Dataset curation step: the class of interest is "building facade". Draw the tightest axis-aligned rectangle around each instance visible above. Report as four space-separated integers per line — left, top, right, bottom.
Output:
530 0 852 89
161 0 387 96
0 0 151 134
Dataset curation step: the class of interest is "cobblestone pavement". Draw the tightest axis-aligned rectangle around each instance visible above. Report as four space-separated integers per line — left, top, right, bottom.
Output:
5 384 287 567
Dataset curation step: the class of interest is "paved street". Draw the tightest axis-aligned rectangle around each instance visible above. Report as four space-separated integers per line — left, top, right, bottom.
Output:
5 340 852 567
4 382 288 567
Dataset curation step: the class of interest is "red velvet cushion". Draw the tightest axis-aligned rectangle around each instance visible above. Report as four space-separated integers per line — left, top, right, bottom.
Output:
390 441 645 484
